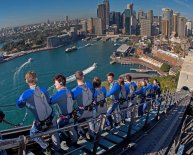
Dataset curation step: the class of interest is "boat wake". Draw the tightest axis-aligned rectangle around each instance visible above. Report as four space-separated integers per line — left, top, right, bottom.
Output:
77 46 85 49
48 63 97 92
13 58 33 86
66 63 97 83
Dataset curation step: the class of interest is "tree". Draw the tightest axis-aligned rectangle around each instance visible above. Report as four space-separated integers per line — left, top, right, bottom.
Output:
161 63 171 72
174 43 183 54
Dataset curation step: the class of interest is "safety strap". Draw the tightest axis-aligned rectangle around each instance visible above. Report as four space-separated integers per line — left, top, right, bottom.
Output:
0 118 20 127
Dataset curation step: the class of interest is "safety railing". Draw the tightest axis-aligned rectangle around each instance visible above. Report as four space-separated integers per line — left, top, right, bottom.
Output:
0 91 187 155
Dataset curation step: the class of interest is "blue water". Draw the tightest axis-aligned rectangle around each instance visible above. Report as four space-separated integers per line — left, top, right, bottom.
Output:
0 40 142 130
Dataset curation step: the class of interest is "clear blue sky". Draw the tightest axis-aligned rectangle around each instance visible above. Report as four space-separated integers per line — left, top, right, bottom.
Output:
0 0 193 28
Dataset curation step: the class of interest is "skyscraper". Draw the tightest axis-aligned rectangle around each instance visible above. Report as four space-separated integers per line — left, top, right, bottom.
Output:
103 0 110 29
162 8 173 37
87 18 93 33
81 20 87 33
186 20 192 36
172 13 179 35
162 20 169 37
97 4 106 34
178 16 186 38
110 12 115 25
93 18 103 35
122 9 131 34
140 19 151 36
127 3 134 16
138 10 146 24
66 16 69 23
115 12 121 29
152 16 162 36
147 10 153 23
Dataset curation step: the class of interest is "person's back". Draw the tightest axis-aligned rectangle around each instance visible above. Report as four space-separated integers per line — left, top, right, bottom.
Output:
71 82 93 118
17 86 52 122
71 71 95 139
16 71 61 153
93 77 107 116
50 74 77 145
125 74 137 101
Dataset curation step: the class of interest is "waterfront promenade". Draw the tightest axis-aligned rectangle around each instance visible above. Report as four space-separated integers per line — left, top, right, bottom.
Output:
1 45 63 63
111 57 167 76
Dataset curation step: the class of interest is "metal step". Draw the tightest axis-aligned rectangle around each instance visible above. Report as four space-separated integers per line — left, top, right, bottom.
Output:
103 133 124 144
98 139 116 150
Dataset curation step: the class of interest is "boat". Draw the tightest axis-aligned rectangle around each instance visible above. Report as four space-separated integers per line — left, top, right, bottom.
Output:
110 60 116 64
65 46 77 52
113 43 120 47
85 43 92 47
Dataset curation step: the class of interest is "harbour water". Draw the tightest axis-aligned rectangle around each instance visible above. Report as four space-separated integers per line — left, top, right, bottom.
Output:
0 40 146 130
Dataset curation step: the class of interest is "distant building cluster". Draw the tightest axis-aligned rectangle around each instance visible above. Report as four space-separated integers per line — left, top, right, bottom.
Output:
77 0 193 38
0 0 192 39
47 27 78 48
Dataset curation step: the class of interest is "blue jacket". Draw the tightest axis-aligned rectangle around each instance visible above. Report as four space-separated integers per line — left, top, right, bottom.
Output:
16 87 52 121
125 81 137 96
93 86 106 102
71 82 93 107
106 81 120 101
50 88 73 115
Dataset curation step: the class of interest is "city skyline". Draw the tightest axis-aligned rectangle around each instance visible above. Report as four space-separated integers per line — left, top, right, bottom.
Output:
0 0 193 28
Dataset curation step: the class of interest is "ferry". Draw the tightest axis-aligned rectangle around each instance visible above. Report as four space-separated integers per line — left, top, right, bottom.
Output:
65 46 77 52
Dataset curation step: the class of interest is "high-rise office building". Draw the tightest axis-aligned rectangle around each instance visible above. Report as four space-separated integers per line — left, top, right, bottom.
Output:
127 3 134 16
140 19 151 36
172 13 180 35
66 16 69 23
97 4 106 34
110 12 115 25
122 9 131 34
103 0 110 29
93 18 103 35
138 10 146 24
152 16 162 35
109 11 121 29
115 12 121 29
178 16 186 38
162 8 173 37
162 20 169 37
87 18 93 33
81 20 87 33
147 10 153 23
186 20 192 36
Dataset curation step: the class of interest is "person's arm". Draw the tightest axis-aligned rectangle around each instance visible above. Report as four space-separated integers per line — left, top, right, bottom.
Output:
135 87 144 95
106 83 119 97
50 91 60 105
16 91 28 108
71 87 79 100
86 82 94 94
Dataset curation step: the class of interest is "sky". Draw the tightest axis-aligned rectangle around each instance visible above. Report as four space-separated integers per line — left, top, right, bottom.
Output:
0 0 193 28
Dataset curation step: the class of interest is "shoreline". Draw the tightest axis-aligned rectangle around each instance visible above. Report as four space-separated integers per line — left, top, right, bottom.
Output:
0 45 63 64
111 57 167 76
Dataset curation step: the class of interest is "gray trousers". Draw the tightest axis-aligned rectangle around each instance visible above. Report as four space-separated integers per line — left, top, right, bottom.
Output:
30 116 60 150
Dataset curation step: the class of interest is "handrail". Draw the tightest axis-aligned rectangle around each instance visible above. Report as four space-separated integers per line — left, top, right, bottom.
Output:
0 91 187 154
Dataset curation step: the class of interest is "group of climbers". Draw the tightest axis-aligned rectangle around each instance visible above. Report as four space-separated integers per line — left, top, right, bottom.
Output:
14 70 161 154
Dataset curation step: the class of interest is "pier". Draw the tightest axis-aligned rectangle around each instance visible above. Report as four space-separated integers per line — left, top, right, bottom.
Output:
110 57 167 76
130 68 157 73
